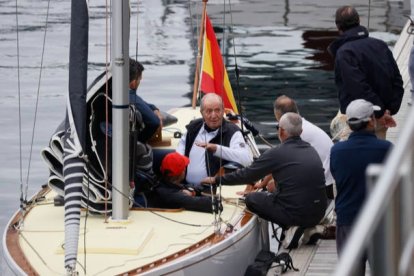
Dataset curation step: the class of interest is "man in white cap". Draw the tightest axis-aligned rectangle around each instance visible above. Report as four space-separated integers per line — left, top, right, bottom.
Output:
330 99 393 276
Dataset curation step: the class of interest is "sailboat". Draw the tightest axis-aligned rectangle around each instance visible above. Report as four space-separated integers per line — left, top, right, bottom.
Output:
3 1 269 275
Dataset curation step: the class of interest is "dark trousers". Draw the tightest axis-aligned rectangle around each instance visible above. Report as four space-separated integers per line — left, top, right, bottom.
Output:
246 191 325 228
336 225 368 276
245 191 292 228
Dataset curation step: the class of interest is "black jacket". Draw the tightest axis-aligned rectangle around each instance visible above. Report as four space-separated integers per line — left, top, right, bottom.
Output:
149 180 213 213
218 136 327 227
328 25 404 116
184 118 240 177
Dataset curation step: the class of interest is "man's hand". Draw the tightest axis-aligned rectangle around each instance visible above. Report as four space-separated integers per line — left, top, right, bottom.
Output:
195 141 218 153
181 189 195 197
376 110 396 128
236 184 256 195
201 176 216 185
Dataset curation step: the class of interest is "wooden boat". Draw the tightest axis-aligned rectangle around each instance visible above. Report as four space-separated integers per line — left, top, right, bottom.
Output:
3 0 268 275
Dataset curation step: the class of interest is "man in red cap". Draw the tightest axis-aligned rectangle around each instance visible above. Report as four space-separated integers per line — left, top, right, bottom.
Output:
148 152 213 213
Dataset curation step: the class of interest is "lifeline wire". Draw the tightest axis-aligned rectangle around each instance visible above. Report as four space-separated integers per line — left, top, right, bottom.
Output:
25 0 51 200
15 0 23 219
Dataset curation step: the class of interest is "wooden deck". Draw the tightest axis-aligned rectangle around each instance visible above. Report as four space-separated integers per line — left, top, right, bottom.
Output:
279 20 413 276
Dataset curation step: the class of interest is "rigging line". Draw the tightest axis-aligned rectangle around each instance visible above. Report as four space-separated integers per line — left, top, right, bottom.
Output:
25 0 52 202
221 0 227 59
104 0 110 222
19 232 49 267
204 132 217 223
192 0 206 108
257 134 274 148
188 0 197 57
203 129 223 232
210 1 229 230
91 238 220 276
367 0 371 31
82 156 212 227
217 117 223 226
82 159 91 274
15 0 24 217
135 0 139 60
20 233 70 275
227 0 244 133
112 183 212 227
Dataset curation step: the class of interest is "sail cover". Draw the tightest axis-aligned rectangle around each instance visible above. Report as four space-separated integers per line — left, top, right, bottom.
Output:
200 14 238 114
63 0 88 271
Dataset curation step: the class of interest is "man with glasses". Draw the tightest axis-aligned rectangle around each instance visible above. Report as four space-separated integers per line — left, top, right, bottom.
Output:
273 95 334 202
272 95 336 244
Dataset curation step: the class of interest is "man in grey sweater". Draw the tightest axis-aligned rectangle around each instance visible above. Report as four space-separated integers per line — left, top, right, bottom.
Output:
201 112 327 229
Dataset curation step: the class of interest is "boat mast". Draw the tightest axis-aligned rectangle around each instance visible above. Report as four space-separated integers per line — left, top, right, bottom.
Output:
111 0 130 220
191 0 208 109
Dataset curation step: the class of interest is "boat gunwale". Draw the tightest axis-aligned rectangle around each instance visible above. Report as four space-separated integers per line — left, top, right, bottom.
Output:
126 212 259 275
2 185 50 276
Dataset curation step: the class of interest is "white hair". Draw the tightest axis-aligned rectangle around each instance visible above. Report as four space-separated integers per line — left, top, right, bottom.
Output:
200 93 223 112
279 112 302 136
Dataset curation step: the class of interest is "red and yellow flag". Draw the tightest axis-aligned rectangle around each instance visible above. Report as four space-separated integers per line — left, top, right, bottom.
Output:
200 15 238 114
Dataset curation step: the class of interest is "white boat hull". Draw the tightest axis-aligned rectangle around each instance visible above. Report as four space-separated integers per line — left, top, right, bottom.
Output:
3 186 268 275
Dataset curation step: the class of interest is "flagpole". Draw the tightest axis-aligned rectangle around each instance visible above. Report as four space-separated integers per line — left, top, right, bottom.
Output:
191 0 208 109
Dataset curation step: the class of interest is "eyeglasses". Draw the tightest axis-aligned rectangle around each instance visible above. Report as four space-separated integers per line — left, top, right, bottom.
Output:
275 122 280 130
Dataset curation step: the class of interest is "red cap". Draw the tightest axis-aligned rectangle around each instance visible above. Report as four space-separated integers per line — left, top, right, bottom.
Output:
160 152 190 177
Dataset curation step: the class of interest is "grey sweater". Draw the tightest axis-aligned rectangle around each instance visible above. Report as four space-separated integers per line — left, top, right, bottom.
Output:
217 136 327 220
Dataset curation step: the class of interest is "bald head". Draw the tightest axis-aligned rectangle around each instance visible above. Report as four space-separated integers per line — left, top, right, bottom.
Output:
200 93 223 112
335 6 360 32
273 95 299 121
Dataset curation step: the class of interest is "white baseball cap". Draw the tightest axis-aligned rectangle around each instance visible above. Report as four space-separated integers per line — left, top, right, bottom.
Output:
346 99 381 124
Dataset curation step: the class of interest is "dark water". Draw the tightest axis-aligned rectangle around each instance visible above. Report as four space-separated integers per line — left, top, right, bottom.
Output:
0 0 406 273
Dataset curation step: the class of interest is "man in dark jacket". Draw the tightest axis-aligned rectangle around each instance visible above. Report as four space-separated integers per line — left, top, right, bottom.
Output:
129 58 162 143
328 6 404 139
202 112 327 230
149 152 213 213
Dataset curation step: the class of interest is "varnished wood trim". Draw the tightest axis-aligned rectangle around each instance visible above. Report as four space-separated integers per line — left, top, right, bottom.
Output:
3 186 49 275
120 211 255 275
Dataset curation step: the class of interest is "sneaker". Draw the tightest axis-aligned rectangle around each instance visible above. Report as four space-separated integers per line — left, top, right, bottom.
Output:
282 226 305 249
301 225 325 245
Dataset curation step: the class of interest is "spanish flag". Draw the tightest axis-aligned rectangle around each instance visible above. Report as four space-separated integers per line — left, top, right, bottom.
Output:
200 15 238 114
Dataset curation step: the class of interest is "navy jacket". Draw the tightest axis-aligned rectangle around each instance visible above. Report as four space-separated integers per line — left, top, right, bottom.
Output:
129 89 160 143
330 131 392 226
328 25 404 117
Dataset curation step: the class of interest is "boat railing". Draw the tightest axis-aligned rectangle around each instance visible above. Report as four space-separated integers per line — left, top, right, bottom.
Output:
334 103 414 275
